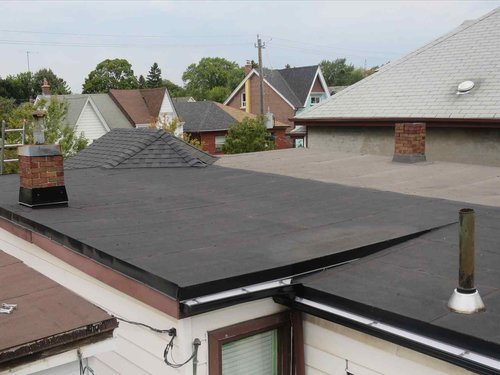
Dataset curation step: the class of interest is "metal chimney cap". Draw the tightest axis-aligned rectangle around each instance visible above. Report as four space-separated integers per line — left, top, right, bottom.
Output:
448 288 485 314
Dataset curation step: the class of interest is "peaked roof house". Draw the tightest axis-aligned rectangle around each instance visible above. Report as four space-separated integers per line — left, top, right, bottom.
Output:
224 63 330 147
175 100 289 154
295 7 500 166
1 128 500 374
35 82 132 143
109 87 180 135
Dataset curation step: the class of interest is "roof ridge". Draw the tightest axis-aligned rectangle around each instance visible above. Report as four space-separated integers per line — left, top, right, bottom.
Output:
296 8 500 119
102 129 163 168
159 133 204 167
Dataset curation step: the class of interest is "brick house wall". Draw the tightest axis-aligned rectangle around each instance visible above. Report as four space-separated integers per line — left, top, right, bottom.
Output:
226 74 296 125
311 76 323 92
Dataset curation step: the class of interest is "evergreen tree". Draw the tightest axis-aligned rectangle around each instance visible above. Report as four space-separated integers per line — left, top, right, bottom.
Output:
146 62 162 88
138 75 147 88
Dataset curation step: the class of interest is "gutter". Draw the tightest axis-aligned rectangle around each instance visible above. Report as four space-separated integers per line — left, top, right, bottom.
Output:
281 297 500 375
291 117 500 128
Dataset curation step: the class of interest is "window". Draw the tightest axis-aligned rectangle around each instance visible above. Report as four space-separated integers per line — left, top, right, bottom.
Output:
215 136 226 152
240 92 247 108
208 313 291 375
310 96 321 105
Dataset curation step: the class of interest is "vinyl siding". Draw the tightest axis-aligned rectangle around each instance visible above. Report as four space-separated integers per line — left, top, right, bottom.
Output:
75 102 108 143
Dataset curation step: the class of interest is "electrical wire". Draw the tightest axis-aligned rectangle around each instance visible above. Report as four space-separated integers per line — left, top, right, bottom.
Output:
78 349 95 375
115 317 176 335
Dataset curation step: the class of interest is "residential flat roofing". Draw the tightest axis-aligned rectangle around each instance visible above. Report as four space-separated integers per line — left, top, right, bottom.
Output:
296 7 500 121
0 250 117 367
0 161 464 300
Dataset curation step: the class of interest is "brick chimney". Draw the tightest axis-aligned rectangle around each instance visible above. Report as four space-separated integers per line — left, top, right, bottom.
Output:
41 78 51 97
245 60 253 75
18 145 68 207
392 122 426 163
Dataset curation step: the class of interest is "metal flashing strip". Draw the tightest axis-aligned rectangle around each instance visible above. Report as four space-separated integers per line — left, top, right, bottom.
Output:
182 278 293 307
295 297 500 371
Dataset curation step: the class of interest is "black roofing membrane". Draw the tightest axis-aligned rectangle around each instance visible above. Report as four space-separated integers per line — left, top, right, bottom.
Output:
0 163 470 300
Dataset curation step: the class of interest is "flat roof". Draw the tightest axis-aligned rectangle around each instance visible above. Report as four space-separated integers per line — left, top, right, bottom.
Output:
0 250 117 368
0 164 464 301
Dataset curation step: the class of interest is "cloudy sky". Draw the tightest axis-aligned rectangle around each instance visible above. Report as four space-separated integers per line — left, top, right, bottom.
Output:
1 1 499 93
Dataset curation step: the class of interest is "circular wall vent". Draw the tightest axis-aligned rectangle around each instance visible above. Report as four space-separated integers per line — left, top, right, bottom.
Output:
457 80 475 93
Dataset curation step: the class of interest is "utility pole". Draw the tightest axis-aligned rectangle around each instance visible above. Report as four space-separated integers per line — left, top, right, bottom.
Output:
26 51 31 73
26 51 33 102
255 35 265 115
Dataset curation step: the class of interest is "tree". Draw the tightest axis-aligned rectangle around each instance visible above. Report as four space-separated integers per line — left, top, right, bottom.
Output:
146 62 162 88
161 79 186 97
182 57 244 102
82 58 138 93
319 58 370 86
138 75 147 88
0 99 88 174
32 69 71 95
222 116 275 154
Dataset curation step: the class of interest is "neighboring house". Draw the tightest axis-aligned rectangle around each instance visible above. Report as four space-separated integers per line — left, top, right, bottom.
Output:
174 101 290 154
224 63 330 147
295 7 500 166
1 128 500 374
0 250 117 374
172 96 196 103
35 81 132 143
109 87 181 136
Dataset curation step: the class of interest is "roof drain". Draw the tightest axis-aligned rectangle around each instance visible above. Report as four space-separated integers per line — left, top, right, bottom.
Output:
448 208 485 314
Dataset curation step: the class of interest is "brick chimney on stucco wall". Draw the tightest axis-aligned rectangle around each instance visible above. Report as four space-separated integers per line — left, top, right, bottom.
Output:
392 122 426 163
41 78 51 97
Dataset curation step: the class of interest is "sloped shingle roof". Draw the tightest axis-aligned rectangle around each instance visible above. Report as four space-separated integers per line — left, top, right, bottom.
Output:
175 101 288 132
297 8 500 120
109 88 166 125
65 128 216 169
55 94 131 129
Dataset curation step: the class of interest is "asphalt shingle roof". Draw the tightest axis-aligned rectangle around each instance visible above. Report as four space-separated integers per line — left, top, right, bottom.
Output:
297 8 500 120
65 128 216 169
109 88 166 125
176 101 237 132
275 65 319 106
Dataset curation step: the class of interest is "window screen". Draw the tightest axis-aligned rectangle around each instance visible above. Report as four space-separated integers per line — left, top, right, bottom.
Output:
221 329 278 375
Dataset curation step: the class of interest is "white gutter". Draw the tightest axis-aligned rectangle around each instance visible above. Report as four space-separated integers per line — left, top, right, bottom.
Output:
296 297 500 371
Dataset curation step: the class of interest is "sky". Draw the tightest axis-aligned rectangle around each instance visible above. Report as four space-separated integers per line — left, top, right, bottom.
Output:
1 0 499 93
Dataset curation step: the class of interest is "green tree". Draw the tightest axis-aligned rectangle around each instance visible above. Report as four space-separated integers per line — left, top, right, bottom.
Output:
161 79 186 97
319 58 372 86
32 68 71 95
0 72 33 103
138 75 147 88
146 62 162 88
222 116 275 154
0 99 88 174
182 57 244 102
82 58 138 93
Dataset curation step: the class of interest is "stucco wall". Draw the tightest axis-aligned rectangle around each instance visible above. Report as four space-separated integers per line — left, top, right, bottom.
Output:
308 126 500 166
303 314 475 375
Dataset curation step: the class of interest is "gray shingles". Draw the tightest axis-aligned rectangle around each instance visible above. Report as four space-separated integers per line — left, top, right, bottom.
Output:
297 8 500 120
175 101 238 132
65 128 216 169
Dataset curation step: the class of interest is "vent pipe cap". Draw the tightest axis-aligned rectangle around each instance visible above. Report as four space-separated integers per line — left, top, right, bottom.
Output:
448 288 485 314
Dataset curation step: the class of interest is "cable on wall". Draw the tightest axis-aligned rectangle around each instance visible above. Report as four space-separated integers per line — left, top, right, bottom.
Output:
114 316 201 370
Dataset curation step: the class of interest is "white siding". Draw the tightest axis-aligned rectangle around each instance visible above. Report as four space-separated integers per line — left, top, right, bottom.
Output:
303 314 475 375
75 102 109 143
0 227 285 375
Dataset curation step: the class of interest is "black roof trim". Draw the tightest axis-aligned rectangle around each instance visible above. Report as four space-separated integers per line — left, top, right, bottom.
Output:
275 288 500 375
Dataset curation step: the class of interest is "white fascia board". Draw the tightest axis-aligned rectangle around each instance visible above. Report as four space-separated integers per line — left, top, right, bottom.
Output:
73 97 90 131
296 297 500 371
262 76 296 109
163 87 178 119
317 68 330 96
223 69 257 105
88 96 111 132
303 68 330 107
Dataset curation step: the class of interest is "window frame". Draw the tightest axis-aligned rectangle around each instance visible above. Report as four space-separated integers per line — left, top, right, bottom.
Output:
208 312 291 375
240 92 247 108
214 136 226 152
310 95 321 105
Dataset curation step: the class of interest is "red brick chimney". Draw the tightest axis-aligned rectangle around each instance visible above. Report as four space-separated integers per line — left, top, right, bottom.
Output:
392 122 426 163
245 60 253 75
41 78 51 97
18 145 68 207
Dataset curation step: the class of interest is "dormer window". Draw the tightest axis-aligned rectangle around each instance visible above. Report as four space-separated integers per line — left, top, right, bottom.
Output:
310 96 321 105
240 92 247 108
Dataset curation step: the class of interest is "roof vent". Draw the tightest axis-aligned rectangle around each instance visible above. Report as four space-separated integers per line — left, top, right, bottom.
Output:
448 208 485 314
457 80 474 94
